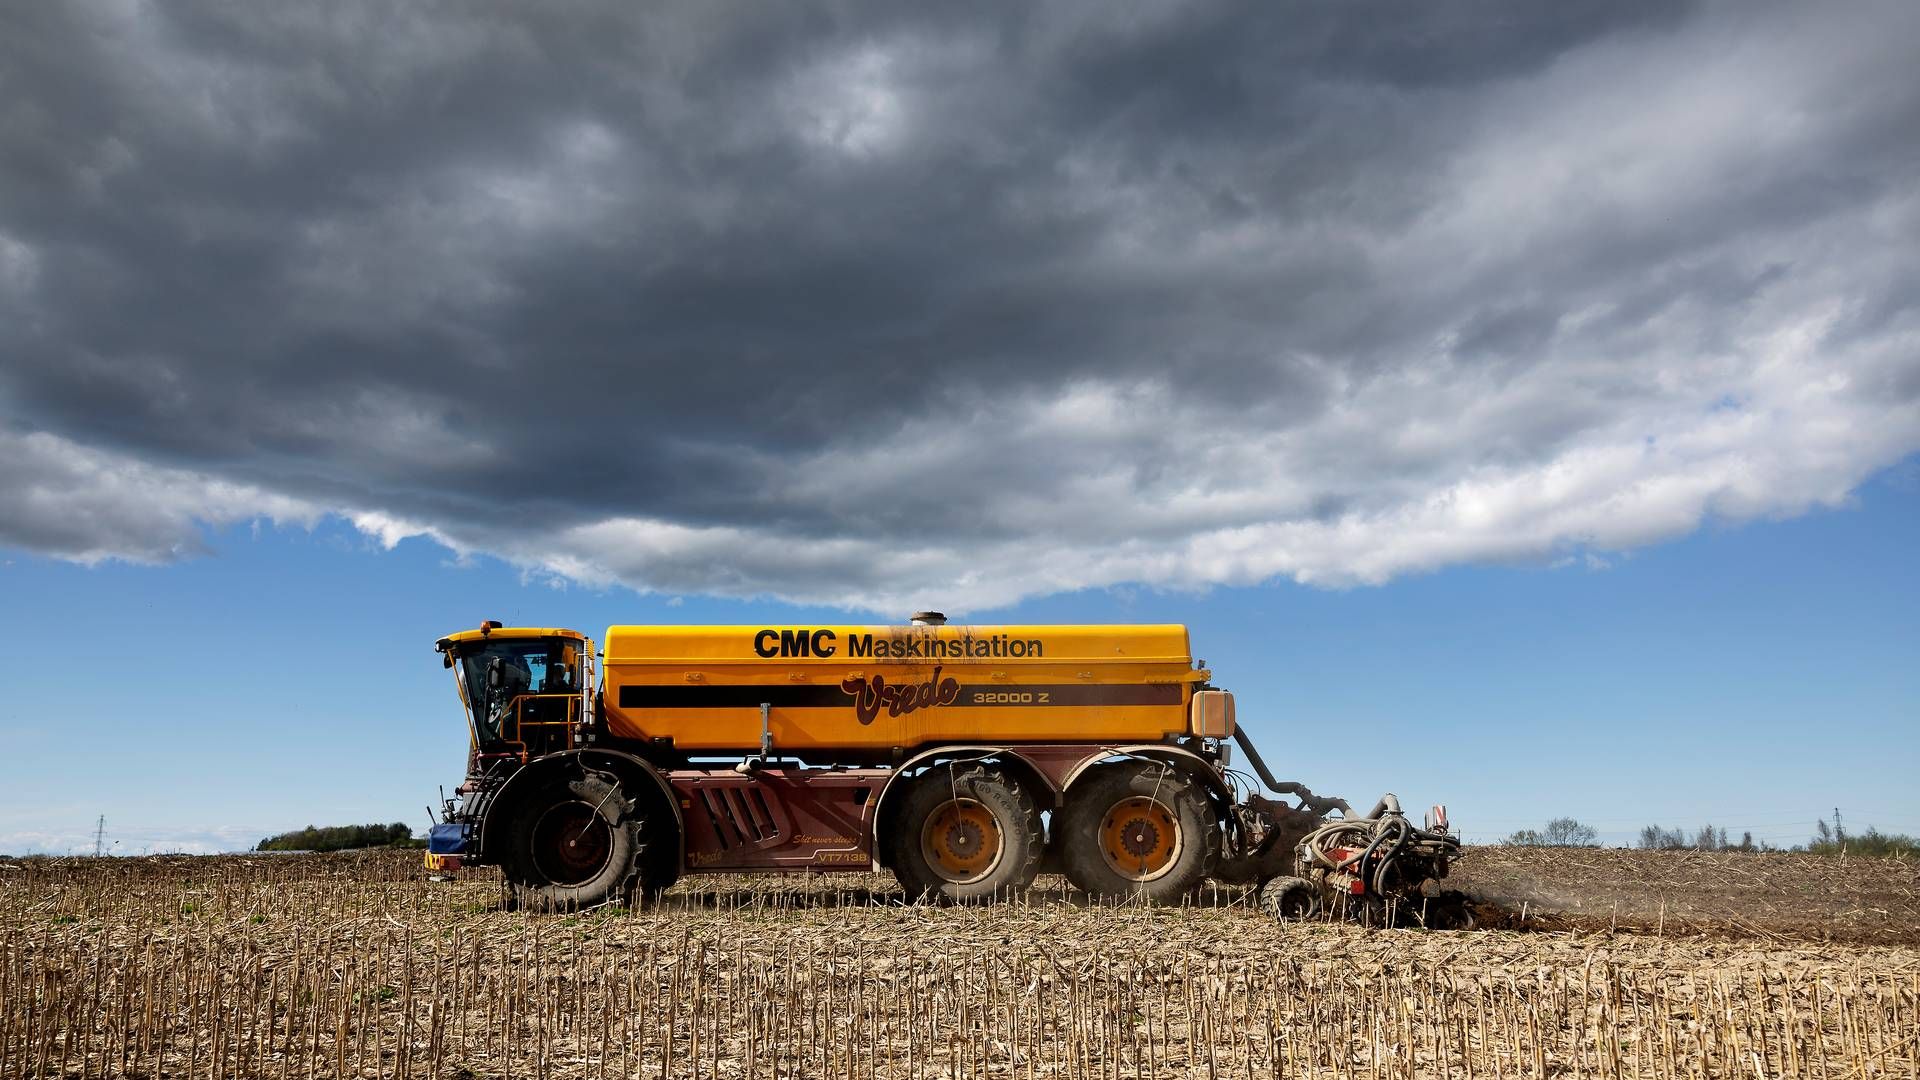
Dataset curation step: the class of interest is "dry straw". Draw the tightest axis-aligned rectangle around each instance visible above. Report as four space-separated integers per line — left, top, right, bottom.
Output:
2 852 1917 1078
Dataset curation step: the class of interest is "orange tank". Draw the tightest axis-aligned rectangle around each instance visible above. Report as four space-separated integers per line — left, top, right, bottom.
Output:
600 622 1220 755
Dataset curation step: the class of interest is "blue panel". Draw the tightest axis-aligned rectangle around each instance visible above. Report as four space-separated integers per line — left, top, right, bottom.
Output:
428 822 469 855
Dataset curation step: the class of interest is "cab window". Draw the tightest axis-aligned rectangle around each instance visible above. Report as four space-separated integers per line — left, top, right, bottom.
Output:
455 638 582 745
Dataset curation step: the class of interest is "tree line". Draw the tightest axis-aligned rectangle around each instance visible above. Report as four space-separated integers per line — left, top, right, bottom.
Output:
1502 811 1915 857
256 823 420 853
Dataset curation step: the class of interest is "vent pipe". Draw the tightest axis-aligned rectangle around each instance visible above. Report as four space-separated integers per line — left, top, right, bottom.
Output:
909 611 947 626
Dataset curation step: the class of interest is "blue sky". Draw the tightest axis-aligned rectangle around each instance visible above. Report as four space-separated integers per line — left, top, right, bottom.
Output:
3 458 1912 854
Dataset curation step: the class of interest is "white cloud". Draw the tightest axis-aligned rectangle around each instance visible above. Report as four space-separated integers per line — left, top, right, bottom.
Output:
469 333 1915 611
4 301 1914 613
349 510 457 552
0 430 320 563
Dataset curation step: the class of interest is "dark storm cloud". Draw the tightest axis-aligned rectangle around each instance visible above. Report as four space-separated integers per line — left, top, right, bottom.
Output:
2 0 1916 609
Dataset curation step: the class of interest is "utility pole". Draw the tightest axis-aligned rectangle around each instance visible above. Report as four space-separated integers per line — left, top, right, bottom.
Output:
94 815 106 858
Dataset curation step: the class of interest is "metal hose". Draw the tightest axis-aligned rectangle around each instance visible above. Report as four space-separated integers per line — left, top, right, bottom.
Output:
1370 818 1412 896
1231 728 1354 816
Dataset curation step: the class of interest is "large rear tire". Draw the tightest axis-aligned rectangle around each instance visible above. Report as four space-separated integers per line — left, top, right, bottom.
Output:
888 765 1043 903
1060 761 1218 903
502 771 645 912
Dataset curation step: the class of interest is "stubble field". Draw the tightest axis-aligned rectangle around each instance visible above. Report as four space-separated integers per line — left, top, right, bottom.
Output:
3 848 1917 1078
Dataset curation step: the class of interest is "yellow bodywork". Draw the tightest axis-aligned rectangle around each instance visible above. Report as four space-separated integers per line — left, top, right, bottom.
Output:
441 627 588 646
600 624 1215 754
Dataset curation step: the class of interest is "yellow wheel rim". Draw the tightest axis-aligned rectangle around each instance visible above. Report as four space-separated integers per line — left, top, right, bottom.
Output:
1099 795 1182 881
920 798 1004 883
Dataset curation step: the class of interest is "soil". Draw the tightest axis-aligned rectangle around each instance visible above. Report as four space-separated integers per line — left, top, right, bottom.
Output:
1445 844 1920 945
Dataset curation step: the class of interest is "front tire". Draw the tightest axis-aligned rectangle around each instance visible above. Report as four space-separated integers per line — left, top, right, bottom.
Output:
1258 875 1321 921
888 765 1043 903
1060 761 1218 903
502 772 643 912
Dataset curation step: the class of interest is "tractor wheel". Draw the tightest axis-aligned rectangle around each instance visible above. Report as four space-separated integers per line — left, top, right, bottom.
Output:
1060 761 1218 903
631 829 680 904
502 771 645 912
888 765 1043 903
1258 875 1322 922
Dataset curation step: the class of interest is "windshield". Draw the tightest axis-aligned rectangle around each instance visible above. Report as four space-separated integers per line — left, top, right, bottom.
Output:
454 637 585 745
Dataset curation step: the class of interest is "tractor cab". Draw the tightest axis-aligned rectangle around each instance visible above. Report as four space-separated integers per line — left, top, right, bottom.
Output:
435 622 596 763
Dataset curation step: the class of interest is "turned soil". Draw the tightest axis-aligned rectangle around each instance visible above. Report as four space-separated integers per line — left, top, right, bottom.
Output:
1446 844 1920 945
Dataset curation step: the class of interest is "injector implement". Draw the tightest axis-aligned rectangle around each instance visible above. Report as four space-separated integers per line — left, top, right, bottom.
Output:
426 615 1463 919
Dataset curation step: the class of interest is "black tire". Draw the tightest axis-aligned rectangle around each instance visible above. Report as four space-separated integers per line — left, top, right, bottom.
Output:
1258 875 1321 922
887 764 1043 903
502 771 645 912
630 826 680 904
1417 890 1478 931
1060 761 1218 903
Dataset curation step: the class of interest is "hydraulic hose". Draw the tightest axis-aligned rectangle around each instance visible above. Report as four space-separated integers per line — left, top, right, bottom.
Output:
1346 814 1403 873
1370 818 1412 896
1232 728 1354 816
1231 727 1289 795
1303 820 1371 870
1362 794 1402 821
1287 793 1462 918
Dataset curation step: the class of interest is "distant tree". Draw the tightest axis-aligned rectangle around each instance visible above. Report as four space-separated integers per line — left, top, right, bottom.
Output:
1541 817 1599 847
1639 825 1689 850
1808 820 1917 859
1505 818 1597 847
257 823 422 853
1693 823 1730 851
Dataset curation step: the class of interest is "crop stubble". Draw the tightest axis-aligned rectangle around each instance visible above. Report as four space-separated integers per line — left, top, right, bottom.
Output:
2 850 1917 1078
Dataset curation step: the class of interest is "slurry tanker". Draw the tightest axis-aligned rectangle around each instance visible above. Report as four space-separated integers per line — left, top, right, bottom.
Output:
426 614 1464 923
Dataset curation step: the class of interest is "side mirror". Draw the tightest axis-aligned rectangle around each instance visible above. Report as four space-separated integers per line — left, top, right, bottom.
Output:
486 657 505 689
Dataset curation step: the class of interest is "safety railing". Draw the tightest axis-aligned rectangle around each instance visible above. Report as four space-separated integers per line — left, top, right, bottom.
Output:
497 693 582 763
